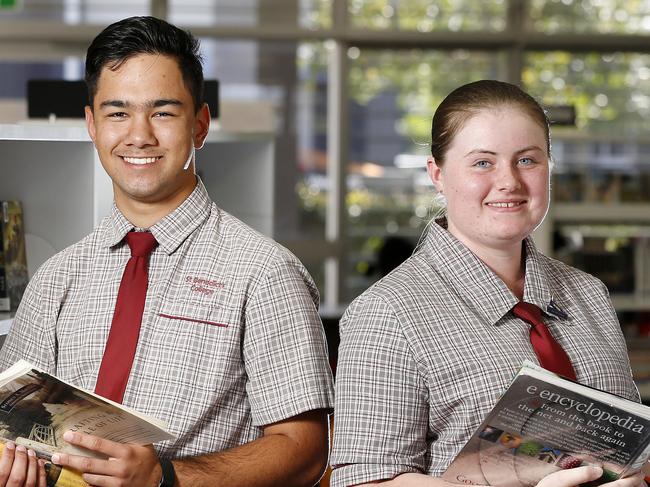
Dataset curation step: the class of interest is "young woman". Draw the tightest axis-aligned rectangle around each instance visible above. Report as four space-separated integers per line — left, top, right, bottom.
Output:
330 80 644 487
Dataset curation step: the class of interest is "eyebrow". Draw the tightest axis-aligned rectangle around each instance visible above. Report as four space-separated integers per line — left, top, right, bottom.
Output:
99 99 184 110
464 145 545 157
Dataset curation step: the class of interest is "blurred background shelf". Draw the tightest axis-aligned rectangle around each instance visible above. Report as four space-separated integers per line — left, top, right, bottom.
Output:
0 122 276 278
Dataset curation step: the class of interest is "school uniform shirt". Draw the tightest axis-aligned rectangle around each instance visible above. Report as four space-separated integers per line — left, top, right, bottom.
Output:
330 221 638 487
0 179 334 458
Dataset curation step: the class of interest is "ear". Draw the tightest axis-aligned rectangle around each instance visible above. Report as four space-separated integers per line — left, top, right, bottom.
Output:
193 103 211 149
427 157 444 193
85 105 97 144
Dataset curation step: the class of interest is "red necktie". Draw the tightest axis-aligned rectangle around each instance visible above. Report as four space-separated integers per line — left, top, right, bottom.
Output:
95 231 158 403
512 302 577 381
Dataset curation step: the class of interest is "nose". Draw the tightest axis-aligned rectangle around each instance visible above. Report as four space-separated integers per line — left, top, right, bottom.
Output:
497 163 522 192
125 114 157 147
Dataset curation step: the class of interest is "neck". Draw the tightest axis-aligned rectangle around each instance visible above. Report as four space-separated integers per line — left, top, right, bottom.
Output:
114 182 196 229
455 235 526 300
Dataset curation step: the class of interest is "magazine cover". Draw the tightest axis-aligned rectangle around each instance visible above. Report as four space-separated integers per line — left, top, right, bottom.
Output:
0 361 172 458
0 360 175 486
443 362 650 486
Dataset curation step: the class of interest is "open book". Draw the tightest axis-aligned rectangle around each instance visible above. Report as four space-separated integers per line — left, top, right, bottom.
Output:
443 361 650 486
0 360 174 487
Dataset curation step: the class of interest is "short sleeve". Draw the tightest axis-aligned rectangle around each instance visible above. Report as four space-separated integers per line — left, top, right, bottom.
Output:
242 253 334 426
330 293 429 487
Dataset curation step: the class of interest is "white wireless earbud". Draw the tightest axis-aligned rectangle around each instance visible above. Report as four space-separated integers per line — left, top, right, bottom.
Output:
183 145 195 171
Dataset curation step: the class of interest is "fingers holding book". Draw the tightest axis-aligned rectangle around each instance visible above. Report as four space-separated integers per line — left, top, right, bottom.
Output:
535 465 646 487
0 441 47 487
599 471 646 487
51 431 161 487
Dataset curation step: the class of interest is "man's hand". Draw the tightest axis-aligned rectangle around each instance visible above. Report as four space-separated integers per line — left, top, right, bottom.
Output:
51 431 162 487
0 442 47 487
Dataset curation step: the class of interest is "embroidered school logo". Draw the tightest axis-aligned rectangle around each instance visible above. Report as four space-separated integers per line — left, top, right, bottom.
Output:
185 276 225 297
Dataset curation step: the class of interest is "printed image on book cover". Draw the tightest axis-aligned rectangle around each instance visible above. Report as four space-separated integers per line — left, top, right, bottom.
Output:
0 361 172 486
443 373 650 486
0 367 171 486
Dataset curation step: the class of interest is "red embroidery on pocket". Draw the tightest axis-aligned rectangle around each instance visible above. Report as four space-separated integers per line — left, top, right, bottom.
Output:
159 313 229 328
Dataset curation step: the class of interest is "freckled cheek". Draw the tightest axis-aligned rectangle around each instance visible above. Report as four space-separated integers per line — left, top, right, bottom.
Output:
527 176 550 205
458 180 489 204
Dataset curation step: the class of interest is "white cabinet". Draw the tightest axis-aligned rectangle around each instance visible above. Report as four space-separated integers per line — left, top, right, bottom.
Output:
0 122 275 279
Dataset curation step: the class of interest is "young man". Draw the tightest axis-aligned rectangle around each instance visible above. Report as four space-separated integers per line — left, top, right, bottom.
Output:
0 16 334 487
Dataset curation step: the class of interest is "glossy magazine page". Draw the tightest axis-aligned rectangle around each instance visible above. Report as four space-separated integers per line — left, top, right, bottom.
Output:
443 362 650 486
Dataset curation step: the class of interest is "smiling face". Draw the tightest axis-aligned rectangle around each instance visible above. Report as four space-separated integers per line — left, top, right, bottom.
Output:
85 53 210 224
427 106 550 256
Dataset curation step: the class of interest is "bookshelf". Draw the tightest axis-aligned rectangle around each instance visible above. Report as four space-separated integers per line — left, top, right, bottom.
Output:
538 134 650 401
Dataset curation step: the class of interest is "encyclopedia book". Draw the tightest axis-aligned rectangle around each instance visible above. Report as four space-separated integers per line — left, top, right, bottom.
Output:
0 360 174 487
443 361 650 486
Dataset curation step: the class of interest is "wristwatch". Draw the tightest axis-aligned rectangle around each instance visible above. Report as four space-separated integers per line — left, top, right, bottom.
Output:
158 457 176 487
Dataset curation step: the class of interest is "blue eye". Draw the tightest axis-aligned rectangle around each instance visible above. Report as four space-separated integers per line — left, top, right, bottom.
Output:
519 157 534 165
474 160 491 168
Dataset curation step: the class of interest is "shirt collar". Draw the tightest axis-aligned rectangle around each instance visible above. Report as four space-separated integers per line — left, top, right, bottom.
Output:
101 177 213 255
522 238 570 321
423 221 568 326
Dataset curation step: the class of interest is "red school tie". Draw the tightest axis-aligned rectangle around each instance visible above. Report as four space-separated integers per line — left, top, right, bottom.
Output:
512 302 577 381
95 231 158 403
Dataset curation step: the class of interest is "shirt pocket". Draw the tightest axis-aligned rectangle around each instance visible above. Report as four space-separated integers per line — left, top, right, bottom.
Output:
152 299 243 392
158 311 229 328
156 293 237 327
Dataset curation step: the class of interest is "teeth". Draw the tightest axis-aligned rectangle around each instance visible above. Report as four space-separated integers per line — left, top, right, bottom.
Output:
123 156 158 165
489 202 521 208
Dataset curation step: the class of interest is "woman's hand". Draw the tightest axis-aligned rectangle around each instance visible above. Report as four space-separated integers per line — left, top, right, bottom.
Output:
537 466 646 487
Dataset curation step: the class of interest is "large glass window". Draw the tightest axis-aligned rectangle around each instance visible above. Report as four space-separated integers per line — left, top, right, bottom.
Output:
344 48 506 300
199 38 328 247
525 50 650 213
524 51 650 136
0 0 148 23
169 0 332 28
529 0 650 34
348 0 506 31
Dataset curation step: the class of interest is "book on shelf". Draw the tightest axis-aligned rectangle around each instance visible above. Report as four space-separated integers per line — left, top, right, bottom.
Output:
0 360 174 487
442 361 650 487
0 215 9 312
1 201 29 312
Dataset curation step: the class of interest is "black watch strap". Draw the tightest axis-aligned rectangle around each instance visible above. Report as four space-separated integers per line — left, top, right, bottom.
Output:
158 457 176 487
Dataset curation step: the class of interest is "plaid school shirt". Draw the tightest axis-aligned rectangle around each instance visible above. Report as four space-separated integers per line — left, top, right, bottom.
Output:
330 221 638 486
0 179 334 458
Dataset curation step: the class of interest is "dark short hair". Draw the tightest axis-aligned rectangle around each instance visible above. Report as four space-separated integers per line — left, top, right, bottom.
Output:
85 16 204 112
431 80 550 165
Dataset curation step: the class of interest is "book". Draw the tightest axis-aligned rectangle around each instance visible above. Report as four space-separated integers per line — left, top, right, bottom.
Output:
0 360 174 487
0 215 9 312
443 361 650 486
1 201 29 312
